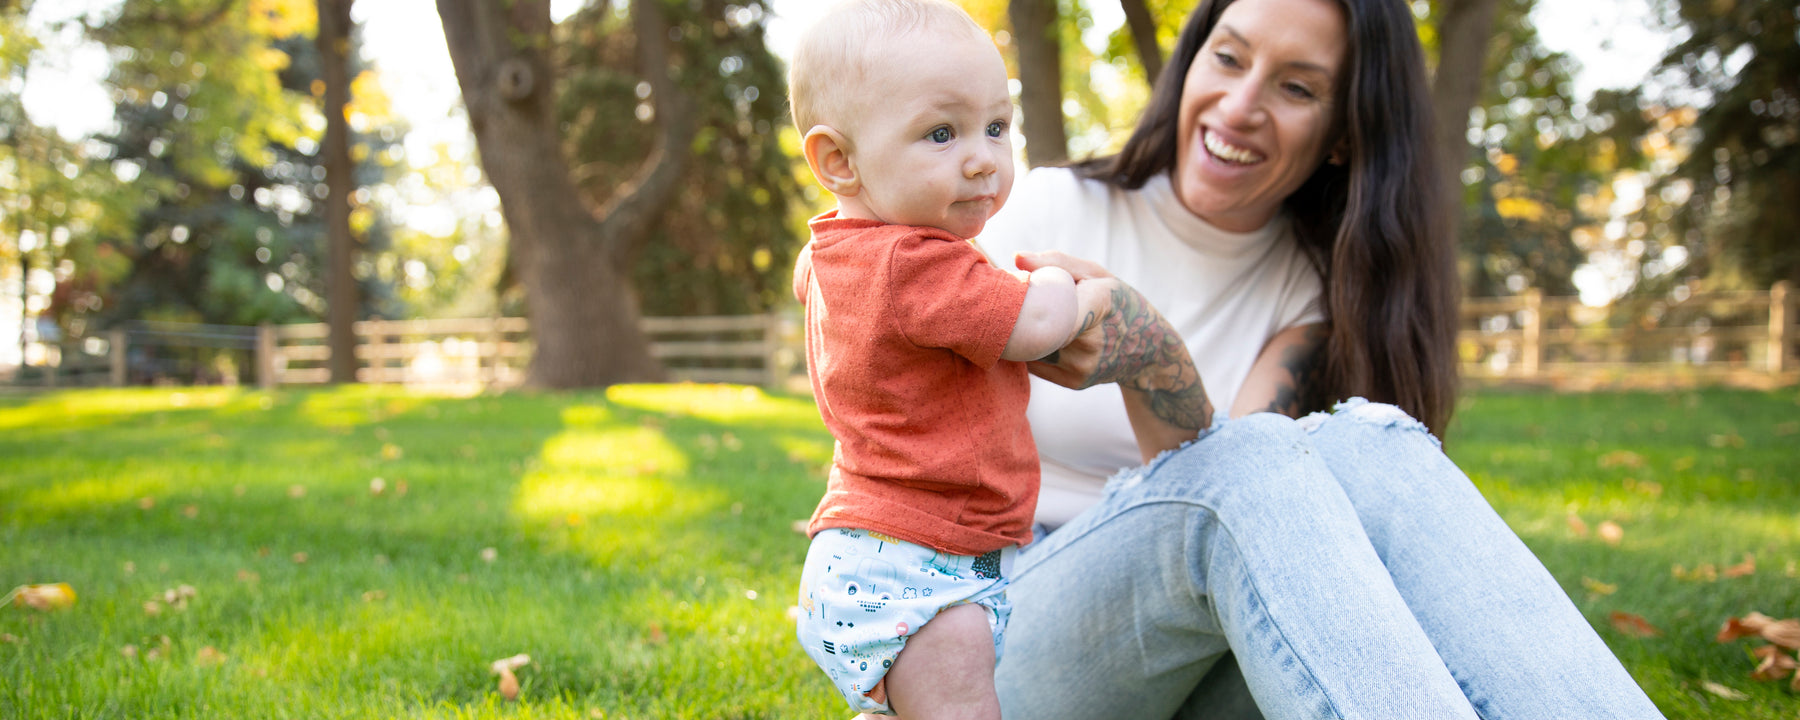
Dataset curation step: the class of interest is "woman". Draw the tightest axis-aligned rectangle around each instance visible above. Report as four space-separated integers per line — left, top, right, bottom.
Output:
978 0 1667 717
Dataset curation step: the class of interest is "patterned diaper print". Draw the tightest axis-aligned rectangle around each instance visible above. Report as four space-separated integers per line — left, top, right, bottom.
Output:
795 528 1015 715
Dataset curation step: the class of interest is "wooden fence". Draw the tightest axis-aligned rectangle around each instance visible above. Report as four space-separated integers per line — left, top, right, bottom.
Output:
1458 281 1794 384
18 280 1797 391
45 314 794 391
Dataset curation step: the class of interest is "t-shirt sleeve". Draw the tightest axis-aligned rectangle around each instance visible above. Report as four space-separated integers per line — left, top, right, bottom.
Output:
885 233 1029 369
1275 250 1326 331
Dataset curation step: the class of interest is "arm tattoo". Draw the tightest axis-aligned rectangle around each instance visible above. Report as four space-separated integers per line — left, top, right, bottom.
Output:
1092 285 1212 431
1260 324 1328 417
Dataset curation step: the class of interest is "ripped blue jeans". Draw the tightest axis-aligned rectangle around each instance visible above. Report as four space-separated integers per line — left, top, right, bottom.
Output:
994 400 1665 719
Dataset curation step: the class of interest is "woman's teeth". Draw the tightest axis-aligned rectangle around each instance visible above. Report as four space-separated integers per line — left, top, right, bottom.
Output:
1204 130 1263 165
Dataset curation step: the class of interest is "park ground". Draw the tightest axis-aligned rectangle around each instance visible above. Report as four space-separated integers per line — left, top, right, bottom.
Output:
2 384 1797 718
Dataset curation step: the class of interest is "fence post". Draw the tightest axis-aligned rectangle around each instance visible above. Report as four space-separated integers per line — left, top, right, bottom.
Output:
256 323 277 389
762 313 782 390
109 329 128 387
484 316 502 388
364 320 382 385
1772 281 1791 374
1522 289 1543 378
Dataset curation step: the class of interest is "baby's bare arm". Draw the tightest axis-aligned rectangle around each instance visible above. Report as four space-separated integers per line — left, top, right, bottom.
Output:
1000 266 1081 362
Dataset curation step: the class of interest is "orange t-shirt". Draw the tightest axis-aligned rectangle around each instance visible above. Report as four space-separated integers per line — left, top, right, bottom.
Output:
793 212 1038 555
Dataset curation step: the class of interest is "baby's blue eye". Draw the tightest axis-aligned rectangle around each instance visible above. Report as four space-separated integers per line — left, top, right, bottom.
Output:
928 127 952 143
986 121 1006 138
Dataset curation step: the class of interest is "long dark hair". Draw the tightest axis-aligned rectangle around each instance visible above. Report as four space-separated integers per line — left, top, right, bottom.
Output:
1072 0 1459 433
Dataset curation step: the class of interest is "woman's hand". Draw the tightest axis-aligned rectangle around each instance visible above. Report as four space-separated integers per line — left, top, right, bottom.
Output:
1015 251 1214 458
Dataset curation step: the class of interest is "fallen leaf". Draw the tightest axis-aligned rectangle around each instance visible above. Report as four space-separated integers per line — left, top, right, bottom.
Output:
6 583 77 611
498 668 520 701
1581 577 1618 596
195 646 227 666
1597 521 1624 546
1 633 20 644
381 443 403 460
1723 554 1756 578
120 644 137 659
490 654 530 702
1719 612 1778 642
181 505 199 519
647 623 667 646
1760 619 1800 650
236 570 260 584
361 590 387 602
369 477 387 495
143 600 162 616
138 496 156 510
480 547 498 563
288 485 307 498
1566 514 1589 537
1751 645 1798 681
1598 450 1644 469
791 520 810 535
1700 680 1748 700
1609 611 1661 638
291 552 309 564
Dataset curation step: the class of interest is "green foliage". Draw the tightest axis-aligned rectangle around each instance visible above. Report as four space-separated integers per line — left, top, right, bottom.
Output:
1452 0 1599 297
1613 0 1800 289
1 385 1795 717
86 1 406 329
555 0 801 317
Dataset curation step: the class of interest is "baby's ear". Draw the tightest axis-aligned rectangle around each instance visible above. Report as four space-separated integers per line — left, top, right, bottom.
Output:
802 125 859 197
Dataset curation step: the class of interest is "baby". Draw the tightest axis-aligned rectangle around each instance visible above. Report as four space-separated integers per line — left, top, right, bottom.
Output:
786 1 1106 717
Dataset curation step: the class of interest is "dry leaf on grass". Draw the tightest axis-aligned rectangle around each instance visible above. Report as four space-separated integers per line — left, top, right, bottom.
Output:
1566 514 1589 537
5 583 77 611
1581 577 1618 597
1596 521 1624 546
1609 611 1661 638
1761 619 1800 650
490 654 530 701
1718 612 1779 643
1750 645 1798 682
195 646 228 666
1700 681 1748 700
1722 554 1756 579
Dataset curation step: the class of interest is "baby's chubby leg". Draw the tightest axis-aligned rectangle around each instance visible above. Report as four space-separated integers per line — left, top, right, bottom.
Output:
881 603 1001 720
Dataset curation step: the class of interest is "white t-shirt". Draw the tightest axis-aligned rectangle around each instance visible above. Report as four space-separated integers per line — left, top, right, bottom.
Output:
978 166 1326 527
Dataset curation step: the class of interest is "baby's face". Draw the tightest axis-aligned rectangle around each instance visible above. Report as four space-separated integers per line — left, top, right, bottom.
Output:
840 28 1014 239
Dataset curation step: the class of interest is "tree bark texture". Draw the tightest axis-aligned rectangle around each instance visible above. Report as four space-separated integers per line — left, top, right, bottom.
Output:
318 0 359 383
1009 0 1068 167
1429 0 1501 245
1118 0 1163 87
436 0 694 388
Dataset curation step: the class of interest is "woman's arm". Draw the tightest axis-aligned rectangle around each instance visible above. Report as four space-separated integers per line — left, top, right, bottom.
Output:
1015 251 1213 462
1232 323 1328 419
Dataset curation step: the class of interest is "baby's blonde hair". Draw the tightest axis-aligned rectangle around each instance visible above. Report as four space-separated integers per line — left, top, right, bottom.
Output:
787 0 990 135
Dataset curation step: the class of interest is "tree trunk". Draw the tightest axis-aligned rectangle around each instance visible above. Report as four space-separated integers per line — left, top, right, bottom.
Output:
1009 0 1067 167
437 0 692 388
318 0 359 383
1119 0 1163 87
1430 0 1502 245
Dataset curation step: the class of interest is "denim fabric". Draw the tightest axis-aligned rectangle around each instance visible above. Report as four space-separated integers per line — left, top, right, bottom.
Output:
994 401 1665 720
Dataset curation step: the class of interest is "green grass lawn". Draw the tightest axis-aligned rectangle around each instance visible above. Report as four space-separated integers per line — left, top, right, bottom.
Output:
1 384 1795 718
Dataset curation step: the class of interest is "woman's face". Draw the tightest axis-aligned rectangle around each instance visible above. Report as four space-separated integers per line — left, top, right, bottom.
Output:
1172 0 1347 232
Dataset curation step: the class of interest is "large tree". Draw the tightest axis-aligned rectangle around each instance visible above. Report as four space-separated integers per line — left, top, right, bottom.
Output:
317 0 357 382
556 0 799 319
1010 0 1069 166
438 0 694 388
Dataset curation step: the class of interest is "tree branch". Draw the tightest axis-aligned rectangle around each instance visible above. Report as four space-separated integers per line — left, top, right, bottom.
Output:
597 0 696 264
1119 0 1163 87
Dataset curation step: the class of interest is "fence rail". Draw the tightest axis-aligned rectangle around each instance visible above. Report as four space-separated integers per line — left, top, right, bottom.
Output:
13 280 1795 391
1458 281 1794 384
